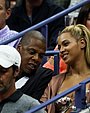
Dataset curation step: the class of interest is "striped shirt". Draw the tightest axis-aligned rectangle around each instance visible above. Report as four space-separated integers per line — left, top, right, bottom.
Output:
0 25 20 47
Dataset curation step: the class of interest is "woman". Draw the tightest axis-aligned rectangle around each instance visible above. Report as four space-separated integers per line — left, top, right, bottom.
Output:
40 24 90 113
76 4 90 30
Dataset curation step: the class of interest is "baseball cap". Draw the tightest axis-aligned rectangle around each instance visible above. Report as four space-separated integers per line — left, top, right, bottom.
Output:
0 45 21 68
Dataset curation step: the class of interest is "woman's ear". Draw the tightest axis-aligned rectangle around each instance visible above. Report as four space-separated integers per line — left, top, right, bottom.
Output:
80 38 86 49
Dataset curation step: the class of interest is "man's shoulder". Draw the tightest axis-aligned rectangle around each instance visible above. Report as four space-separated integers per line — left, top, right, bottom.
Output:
1 93 40 113
36 66 55 77
44 0 64 12
9 29 18 35
21 94 39 103
0 25 18 41
19 94 44 111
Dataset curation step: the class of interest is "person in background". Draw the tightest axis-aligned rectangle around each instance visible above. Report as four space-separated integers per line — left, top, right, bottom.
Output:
44 3 90 74
43 45 67 73
41 24 90 113
76 3 90 31
68 0 82 25
10 0 16 8
0 0 19 47
7 0 65 50
16 30 55 101
0 45 45 113
50 0 71 9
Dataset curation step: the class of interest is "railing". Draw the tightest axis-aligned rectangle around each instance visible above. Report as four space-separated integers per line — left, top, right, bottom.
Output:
1 0 89 75
45 50 60 74
0 0 90 45
25 78 90 113
0 0 90 112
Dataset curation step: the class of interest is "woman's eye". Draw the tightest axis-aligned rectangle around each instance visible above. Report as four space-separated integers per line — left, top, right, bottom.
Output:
64 42 69 46
58 45 61 50
0 6 3 10
87 18 90 20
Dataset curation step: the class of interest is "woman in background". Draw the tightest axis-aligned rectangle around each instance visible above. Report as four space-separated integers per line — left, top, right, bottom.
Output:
76 3 90 30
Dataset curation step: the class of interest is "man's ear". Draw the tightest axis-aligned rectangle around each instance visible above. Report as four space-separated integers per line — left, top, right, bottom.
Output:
6 8 11 20
80 38 86 49
16 43 22 53
14 68 20 78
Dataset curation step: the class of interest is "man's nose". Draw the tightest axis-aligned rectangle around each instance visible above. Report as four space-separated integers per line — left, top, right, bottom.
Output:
32 53 40 61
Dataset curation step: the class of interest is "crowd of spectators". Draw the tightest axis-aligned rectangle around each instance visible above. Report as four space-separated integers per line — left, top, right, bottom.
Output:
0 0 90 113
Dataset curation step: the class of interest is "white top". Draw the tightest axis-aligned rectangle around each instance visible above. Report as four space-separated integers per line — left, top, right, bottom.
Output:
15 77 29 89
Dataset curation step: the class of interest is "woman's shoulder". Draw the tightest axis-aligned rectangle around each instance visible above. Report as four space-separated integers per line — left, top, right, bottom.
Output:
49 72 66 86
52 72 66 80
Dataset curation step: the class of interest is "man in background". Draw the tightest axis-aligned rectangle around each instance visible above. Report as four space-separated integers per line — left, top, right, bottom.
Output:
7 0 65 50
0 0 19 47
0 45 44 113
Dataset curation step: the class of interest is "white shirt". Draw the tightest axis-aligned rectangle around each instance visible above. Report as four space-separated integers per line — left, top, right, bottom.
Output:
15 77 29 89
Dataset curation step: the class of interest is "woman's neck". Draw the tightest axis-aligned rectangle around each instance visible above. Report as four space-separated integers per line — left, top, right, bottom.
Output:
69 55 90 76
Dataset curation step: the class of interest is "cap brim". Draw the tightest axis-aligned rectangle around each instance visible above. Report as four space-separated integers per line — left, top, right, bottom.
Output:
0 58 13 68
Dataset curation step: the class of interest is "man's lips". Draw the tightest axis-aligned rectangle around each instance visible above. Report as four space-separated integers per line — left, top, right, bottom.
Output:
28 63 37 70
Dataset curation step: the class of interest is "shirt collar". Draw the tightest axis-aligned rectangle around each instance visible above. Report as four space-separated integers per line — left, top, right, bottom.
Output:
0 25 9 36
0 90 23 103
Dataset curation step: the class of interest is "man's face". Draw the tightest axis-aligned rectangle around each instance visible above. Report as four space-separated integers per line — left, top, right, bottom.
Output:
28 0 43 7
18 38 46 75
0 66 15 94
0 0 10 29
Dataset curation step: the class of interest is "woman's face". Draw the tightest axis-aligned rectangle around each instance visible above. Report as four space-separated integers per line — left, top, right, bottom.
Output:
86 13 90 31
58 32 83 65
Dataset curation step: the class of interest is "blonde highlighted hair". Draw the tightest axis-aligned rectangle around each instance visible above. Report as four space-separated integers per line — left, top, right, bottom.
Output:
58 24 90 66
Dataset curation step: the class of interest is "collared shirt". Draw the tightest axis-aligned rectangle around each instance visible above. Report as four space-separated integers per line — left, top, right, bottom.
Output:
0 90 23 112
15 67 54 101
0 25 20 47
0 90 45 113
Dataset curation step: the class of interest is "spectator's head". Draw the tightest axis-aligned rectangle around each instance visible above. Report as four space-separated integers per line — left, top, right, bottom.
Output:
57 24 90 66
27 0 43 7
17 30 46 75
0 45 21 94
76 4 90 30
0 0 11 29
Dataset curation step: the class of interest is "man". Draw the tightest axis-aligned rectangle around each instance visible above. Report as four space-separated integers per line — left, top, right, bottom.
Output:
7 0 65 50
16 30 54 100
0 45 44 113
0 0 19 47
50 0 71 9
